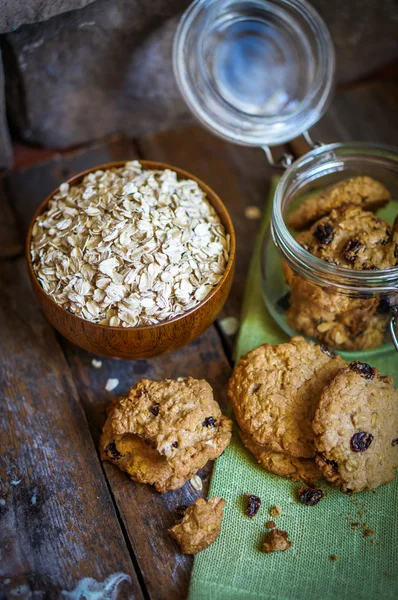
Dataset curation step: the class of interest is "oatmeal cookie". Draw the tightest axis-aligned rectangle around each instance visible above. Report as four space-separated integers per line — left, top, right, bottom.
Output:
100 380 232 493
239 429 322 485
228 337 346 458
282 260 379 315
313 362 398 492
295 205 397 270
287 176 390 230
286 291 389 350
111 377 231 458
168 497 226 554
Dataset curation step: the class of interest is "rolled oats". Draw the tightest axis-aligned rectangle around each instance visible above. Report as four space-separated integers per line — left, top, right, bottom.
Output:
31 161 230 327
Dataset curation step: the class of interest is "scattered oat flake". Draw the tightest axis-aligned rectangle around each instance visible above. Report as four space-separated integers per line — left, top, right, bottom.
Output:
219 316 239 336
190 475 203 491
329 555 339 561
105 378 119 392
91 359 103 369
269 505 282 517
244 206 262 220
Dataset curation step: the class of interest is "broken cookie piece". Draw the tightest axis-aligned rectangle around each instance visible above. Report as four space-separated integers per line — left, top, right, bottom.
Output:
262 529 292 554
168 497 226 554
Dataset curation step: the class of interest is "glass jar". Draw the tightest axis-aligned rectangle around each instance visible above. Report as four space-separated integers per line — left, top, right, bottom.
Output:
263 143 398 356
174 0 398 353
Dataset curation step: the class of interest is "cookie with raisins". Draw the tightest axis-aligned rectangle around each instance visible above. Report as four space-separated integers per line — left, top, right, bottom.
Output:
295 205 397 270
100 378 232 493
111 377 231 458
313 364 398 492
285 290 389 351
287 176 390 231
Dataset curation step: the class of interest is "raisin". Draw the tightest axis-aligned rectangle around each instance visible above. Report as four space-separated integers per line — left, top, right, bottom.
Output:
172 441 179 448
350 432 374 452
276 292 291 310
381 230 392 245
343 238 362 262
362 265 379 271
377 298 391 314
105 441 122 460
318 454 338 472
391 438 398 446
320 345 336 358
298 486 323 506
176 505 188 519
349 361 375 380
150 403 160 416
202 416 217 427
246 494 261 517
313 222 334 245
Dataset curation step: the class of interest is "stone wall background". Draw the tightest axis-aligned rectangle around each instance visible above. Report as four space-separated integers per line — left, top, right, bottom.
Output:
0 0 397 168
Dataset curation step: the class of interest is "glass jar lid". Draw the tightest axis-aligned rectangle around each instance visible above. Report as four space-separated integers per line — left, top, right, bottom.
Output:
173 0 335 147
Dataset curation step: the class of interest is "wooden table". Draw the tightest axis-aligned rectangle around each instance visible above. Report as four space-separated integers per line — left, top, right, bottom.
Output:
0 77 396 600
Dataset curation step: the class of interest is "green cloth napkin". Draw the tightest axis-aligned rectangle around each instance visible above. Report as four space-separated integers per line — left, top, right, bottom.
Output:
189 177 398 600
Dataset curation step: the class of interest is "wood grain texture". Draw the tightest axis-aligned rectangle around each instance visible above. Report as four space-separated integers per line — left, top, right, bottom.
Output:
0 256 143 599
63 324 232 600
25 160 235 359
5 138 233 600
137 126 282 360
0 179 23 259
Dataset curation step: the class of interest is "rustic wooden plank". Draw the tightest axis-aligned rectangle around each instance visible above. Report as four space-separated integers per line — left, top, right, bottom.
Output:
137 125 283 360
0 252 143 596
63 326 231 600
5 138 232 600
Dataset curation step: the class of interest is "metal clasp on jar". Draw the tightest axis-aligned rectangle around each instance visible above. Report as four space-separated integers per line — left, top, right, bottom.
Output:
262 131 323 169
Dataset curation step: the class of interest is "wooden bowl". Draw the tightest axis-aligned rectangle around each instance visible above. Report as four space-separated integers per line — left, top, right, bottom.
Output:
26 160 235 359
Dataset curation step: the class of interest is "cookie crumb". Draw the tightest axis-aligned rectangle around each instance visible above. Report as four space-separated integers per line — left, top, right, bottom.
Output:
219 316 239 336
168 497 226 554
269 505 282 517
329 555 339 561
105 378 119 392
190 475 203 491
363 528 375 537
91 358 102 369
265 520 276 529
244 206 262 220
246 494 261 518
262 529 292 553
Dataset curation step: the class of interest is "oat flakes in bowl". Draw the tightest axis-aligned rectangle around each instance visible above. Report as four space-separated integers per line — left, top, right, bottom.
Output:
26 160 235 359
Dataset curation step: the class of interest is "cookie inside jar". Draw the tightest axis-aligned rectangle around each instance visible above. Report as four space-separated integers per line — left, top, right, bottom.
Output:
262 143 398 356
